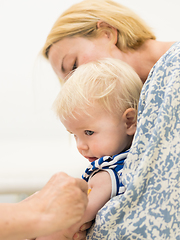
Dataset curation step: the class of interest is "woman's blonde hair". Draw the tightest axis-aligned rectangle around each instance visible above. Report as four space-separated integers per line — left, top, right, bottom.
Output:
42 0 155 58
53 58 143 121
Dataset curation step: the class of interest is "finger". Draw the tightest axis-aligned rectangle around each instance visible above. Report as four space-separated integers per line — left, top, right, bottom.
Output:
80 221 93 231
73 231 86 240
75 178 88 194
73 221 93 240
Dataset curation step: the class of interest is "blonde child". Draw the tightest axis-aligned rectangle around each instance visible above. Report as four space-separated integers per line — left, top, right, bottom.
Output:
37 58 142 240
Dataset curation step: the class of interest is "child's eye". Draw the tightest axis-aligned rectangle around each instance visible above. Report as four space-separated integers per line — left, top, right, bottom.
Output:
67 130 76 138
84 130 94 136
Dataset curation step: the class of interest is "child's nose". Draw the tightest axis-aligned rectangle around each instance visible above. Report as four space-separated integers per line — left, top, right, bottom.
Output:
76 139 88 152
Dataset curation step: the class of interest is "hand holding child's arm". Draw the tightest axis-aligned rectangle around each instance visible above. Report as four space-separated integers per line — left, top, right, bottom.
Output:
35 222 92 240
36 171 111 240
61 171 112 239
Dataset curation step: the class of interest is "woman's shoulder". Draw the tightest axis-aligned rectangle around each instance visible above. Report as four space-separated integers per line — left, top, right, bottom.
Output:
162 41 180 64
149 41 180 79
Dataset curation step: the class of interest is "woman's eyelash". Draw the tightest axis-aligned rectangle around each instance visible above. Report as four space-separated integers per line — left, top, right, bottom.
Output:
72 60 77 70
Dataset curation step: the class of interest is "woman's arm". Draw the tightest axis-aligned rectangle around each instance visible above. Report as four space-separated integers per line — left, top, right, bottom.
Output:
37 170 112 240
0 172 88 240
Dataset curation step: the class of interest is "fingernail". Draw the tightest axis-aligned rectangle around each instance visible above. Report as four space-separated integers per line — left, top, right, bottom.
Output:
74 233 79 239
80 225 85 231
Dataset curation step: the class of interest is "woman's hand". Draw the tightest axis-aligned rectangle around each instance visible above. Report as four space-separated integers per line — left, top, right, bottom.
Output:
24 172 88 239
34 221 93 240
73 222 93 240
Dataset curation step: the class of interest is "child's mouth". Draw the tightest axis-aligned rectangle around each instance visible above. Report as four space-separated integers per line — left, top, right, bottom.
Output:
85 157 98 162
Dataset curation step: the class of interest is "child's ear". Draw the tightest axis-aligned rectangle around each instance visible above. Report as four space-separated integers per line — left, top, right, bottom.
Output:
96 20 118 44
122 108 137 136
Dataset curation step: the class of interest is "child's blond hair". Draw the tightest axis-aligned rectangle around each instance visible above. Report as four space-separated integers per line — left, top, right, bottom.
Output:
53 58 143 121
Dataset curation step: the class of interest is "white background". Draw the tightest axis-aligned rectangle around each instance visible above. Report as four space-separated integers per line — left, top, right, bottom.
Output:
0 0 180 196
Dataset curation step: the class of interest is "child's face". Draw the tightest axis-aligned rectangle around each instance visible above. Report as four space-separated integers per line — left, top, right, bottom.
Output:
61 107 133 162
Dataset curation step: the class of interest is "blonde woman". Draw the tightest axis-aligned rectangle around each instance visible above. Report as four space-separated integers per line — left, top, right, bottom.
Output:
41 0 180 239
36 58 142 240
42 0 173 84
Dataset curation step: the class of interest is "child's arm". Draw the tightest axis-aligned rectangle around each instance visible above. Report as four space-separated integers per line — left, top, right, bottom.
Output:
63 170 112 239
36 170 112 240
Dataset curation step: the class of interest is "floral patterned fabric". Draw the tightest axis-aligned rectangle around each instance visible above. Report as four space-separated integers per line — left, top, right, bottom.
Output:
87 42 180 240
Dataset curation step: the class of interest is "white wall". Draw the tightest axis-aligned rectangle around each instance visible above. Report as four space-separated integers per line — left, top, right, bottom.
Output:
0 0 180 195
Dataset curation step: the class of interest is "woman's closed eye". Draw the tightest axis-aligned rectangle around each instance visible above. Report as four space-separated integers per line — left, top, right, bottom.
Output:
84 130 94 136
72 59 77 71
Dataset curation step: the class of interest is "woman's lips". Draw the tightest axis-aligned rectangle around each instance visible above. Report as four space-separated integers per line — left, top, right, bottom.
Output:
85 156 98 162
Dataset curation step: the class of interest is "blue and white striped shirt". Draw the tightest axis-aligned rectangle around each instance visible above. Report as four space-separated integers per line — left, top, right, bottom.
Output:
82 150 129 198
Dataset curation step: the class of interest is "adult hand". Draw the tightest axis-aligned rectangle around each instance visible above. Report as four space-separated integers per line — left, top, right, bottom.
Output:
33 221 93 240
0 172 88 240
25 172 88 238
73 222 93 240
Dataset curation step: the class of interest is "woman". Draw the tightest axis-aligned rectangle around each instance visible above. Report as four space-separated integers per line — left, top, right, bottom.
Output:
42 0 173 84
41 0 180 239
